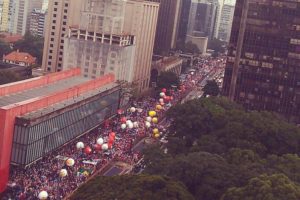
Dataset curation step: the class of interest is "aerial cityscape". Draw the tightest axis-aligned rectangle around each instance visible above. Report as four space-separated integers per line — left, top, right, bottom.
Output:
0 0 300 199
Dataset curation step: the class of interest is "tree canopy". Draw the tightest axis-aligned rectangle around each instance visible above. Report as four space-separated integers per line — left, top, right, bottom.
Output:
156 71 180 90
202 80 220 96
0 70 21 85
70 174 194 200
0 40 12 57
142 97 300 200
13 32 44 65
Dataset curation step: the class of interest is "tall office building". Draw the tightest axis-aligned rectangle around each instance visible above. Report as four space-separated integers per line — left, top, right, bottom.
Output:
148 0 182 55
42 0 82 72
0 0 10 31
177 0 191 45
42 0 49 11
11 0 43 35
217 0 235 42
63 0 159 92
29 9 46 37
223 0 300 122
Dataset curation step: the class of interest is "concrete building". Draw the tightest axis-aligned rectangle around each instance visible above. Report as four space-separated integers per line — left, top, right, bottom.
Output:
0 68 119 193
11 0 43 35
42 0 82 72
0 0 10 31
63 0 159 92
42 0 49 11
148 0 182 55
217 1 235 42
29 8 47 37
177 0 191 46
150 55 183 86
222 0 300 122
186 0 220 40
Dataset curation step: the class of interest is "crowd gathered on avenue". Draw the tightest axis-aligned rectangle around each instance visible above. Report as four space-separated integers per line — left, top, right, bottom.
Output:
3 56 225 200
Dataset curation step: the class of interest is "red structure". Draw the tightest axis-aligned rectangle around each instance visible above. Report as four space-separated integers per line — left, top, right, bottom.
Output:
0 68 115 193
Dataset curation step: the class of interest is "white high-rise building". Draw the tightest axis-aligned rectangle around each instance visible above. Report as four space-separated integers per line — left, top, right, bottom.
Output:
217 0 235 42
0 0 10 31
29 8 46 37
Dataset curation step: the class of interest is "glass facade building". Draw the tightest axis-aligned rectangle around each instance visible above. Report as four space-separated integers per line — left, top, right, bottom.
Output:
223 0 300 122
11 87 120 166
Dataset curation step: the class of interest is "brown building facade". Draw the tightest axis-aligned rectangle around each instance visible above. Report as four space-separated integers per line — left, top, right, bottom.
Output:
223 0 300 122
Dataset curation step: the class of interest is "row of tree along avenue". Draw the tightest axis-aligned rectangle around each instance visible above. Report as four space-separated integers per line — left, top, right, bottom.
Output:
71 97 300 200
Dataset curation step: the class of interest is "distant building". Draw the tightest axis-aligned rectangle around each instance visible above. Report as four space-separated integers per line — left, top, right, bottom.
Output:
29 9 46 37
217 2 235 42
222 0 300 122
0 0 10 31
150 55 182 85
3 50 36 67
0 32 22 47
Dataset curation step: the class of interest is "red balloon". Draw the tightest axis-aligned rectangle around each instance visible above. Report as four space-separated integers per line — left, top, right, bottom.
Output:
84 146 92 154
117 109 123 115
120 117 126 123
170 96 174 100
94 144 102 151
161 88 167 93
110 132 116 137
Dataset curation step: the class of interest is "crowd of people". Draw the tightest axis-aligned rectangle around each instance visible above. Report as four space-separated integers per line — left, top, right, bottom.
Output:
2 57 223 200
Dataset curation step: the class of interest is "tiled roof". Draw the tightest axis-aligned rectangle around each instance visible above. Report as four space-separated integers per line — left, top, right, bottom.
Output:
3 51 36 65
0 33 22 43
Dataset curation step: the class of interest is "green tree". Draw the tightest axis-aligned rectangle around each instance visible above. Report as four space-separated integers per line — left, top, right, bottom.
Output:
0 40 12 57
156 71 180 90
70 174 194 200
221 174 300 200
13 32 44 65
208 38 226 54
202 80 220 96
0 70 21 85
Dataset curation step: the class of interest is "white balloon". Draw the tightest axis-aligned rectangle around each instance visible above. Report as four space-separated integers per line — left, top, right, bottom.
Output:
102 143 108 150
146 116 152 122
38 191 48 199
159 98 164 103
97 138 104 145
130 107 136 112
59 169 68 177
76 142 84 149
126 120 132 125
128 122 134 129
66 158 75 167
133 122 139 128
137 108 143 113
121 123 127 129
145 121 151 128
160 92 166 97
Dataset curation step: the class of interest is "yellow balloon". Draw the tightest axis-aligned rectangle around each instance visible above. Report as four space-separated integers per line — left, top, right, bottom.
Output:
149 111 156 117
154 133 160 138
153 128 159 134
152 117 158 124
156 105 162 110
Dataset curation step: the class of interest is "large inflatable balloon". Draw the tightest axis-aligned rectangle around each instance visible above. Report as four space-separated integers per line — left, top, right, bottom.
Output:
38 191 48 200
146 116 152 122
153 128 159 134
154 133 160 138
156 104 162 110
160 92 166 97
148 111 156 117
120 117 127 123
145 121 151 128
130 107 136 113
110 132 116 137
108 142 113 149
159 98 164 103
152 117 158 124
59 169 68 177
160 102 165 106
137 108 143 113
133 122 139 128
126 120 132 125
97 138 104 145
76 142 84 149
128 122 134 129
161 88 167 93
84 146 92 154
121 124 127 129
66 158 75 167
102 143 108 150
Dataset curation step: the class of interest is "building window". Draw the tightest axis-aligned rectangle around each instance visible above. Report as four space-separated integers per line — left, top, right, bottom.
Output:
53 14 56 18
50 44 53 47
54 8 57 11
48 61 51 65
60 46 63 50
49 56 52 59
63 21 67 25
64 9 67 13
50 38 54 41
49 50 53 53
54 2 58 5
65 3 68 7
52 26 55 30
51 32 55 36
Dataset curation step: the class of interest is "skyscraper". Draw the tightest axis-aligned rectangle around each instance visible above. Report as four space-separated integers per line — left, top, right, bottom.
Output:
0 0 10 31
29 8 47 37
217 1 235 42
148 0 182 55
63 0 159 92
12 0 43 35
223 0 300 122
42 0 82 72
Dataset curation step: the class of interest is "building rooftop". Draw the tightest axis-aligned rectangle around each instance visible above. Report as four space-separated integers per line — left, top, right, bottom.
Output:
0 76 90 107
0 32 23 43
3 50 36 65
